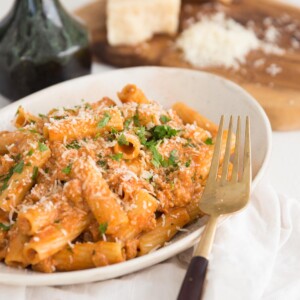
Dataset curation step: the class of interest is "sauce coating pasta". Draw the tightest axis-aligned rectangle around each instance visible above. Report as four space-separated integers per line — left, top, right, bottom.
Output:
0 85 232 272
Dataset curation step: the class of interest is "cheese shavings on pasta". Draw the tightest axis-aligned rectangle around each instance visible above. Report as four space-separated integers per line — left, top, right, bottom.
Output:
0 84 233 272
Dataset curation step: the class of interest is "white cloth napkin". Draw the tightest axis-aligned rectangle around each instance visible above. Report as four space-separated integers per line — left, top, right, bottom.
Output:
0 179 299 300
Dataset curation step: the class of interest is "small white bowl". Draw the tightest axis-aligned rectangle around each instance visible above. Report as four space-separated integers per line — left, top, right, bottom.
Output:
0 67 272 286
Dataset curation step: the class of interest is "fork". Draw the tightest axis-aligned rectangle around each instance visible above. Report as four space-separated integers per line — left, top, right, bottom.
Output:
177 116 251 300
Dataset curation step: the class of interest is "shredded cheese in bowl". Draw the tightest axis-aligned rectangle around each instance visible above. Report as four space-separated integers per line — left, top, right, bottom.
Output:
176 12 284 70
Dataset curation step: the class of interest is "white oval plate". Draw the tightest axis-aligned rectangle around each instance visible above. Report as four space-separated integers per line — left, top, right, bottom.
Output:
0 67 272 286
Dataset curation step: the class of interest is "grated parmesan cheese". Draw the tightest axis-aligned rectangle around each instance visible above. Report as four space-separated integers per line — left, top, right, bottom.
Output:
176 12 284 70
266 63 282 77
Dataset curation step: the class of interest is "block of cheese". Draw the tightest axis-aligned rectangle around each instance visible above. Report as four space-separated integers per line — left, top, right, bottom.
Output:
107 0 181 46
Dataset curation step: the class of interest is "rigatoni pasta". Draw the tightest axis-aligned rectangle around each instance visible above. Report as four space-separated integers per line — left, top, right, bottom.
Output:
0 84 232 272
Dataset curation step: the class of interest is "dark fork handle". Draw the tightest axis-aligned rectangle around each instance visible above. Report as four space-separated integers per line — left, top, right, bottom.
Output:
177 256 208 300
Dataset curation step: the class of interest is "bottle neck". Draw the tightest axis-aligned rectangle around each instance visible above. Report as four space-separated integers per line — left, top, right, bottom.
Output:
14 0 61 15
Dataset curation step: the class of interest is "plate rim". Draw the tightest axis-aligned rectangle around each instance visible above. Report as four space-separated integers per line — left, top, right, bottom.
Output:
0 66 272 286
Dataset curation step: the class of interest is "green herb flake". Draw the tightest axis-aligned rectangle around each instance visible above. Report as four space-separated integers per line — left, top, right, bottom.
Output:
124 118 132 129
15 107 20 116
204 138 213 145
111 128 118 135
27 149 34 156
53 116 66 120
118 133 129 146
84 103 92 110
185 159 191 167
98 222 108 235
0 223 11 231
149 144 163 168
111 153 123 161
93 132 101 140
136 126 147 145
0 182 9 192
38 113 47 118
168 150 178 167
29 129 38 134
62 164 72 175
160 115 171 124
32 166 39 180
151 125 179 141
97 160 108 169
13 153 21 162
133 113 140 127
38 141 48 152
13 160 24 174
97 112 111 129
66 140 81 150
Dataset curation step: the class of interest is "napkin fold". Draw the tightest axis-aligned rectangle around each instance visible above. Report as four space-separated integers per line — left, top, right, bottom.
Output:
1 179 299 300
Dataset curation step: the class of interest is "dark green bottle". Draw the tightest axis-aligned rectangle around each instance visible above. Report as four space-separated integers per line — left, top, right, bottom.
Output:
0 0 92 101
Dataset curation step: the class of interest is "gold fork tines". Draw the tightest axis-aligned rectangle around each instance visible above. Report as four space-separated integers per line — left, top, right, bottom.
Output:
177 116 252 300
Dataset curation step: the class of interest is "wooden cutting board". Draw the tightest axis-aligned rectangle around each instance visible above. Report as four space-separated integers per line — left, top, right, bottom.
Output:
75 0 300 131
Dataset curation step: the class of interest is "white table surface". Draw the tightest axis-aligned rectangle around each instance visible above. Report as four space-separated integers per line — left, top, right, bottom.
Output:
1 0 300 198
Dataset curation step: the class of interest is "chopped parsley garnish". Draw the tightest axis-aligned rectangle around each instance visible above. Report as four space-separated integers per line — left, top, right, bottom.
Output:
13 160 24 174
0 223 11 231
15 107 20 116
151 125 179 141
149 144 163 168
167 150 178 168
13 153 21 162
53 116 66 120
136 126 147 145
97 112 111 128
84 103 92 110
111 128 118 135
62 164 72 175
38 113 47 118
160 115 171 124
204 138 213 145
98 222 108 235
66 140 81 150
133 113 140 127
183 138 196 148
97 160 108 169
118 133 129 146
124 118 132 129
0 181 9 192
29 129 38 134
185 159 191 167
32 166 39 180
27 149 34 156
94 132 101 140
38 141 48 152
0 159 28 191
111 153 123 161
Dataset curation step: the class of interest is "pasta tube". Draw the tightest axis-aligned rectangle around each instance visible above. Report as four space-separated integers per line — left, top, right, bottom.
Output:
18 196 59 235
52 241 125 271
5 227 30 268
23 207 90 264
113 134 140 160
0 144 51 212
118 84 150 104
172 102 218 135
44 108 123 142
139 208 190 255
71 157 128 235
